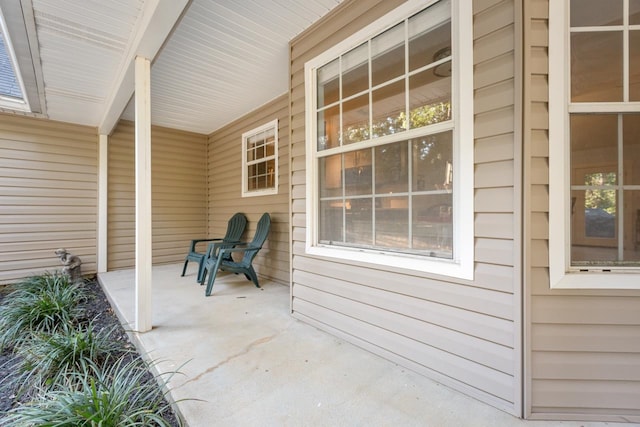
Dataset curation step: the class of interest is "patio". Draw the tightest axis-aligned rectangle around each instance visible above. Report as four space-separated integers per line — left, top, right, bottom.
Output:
98 264 607 427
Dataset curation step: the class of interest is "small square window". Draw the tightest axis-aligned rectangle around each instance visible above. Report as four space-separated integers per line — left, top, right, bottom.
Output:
241 119 278 197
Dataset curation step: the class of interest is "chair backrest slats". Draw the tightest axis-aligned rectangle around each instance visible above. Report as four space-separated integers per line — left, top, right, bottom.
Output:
224 213 247 242
241 213 271 264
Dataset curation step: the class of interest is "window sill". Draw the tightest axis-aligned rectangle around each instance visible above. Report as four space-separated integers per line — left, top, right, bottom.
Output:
306 244 473 280
551 270 640 290
241 189 278 198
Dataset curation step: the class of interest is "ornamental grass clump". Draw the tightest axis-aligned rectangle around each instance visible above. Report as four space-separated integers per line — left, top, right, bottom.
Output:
7 322 127 395
0 273 184 426
0 272 86 351
4 357 179 427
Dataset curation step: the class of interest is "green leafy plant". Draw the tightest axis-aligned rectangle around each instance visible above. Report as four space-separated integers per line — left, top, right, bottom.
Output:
8 271 81 296
9 321 127 394
4 357 181 427
0 272 86 350
0 274 185 426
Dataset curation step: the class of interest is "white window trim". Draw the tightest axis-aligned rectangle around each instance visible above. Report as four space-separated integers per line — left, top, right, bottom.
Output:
241 119 278 198
548 1 640 289
304 0 473 280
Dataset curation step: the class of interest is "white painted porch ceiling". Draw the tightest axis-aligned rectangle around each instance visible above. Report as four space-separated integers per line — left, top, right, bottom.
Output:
29 0 343 135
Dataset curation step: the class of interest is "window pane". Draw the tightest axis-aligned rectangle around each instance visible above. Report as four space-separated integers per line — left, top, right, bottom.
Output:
375 196 408 249
319 200 344 243
371 22 404 87
570 115 618 185
571 189 618 264
570 0 622 26
413 131 453 191
409 2 451 72
266 159 276 188
412 194 452 258
583 171 617 186
630 30 640 101
259 130 268 144
266 140 275 157
585 189 617 238
624 190 640 262
247 164 257 180
343 94 369 144
631 0 640 25
317 59 339 108
320 154 343 197
250 171 259 190
623 114 640 185
571 32 623 102
346 198 372 245
372 80 405 138
345 150 372 196
375 142 408 194
409 69 451 129
256 144 265 160
0 33 23 99
318 105 340 150
342 43 368 99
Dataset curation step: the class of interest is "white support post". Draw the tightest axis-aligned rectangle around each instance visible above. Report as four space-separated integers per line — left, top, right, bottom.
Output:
134 56 153 332
97 134 108 273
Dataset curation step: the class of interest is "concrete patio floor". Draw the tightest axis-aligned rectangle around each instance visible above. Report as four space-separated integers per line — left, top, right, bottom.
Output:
98 264 617 427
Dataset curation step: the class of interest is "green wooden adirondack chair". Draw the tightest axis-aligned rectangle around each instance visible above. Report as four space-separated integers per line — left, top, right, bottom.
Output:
201 212 271 296
181 212 247 282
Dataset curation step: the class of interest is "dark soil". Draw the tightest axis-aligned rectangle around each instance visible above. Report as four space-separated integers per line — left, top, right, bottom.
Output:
0 277 181 426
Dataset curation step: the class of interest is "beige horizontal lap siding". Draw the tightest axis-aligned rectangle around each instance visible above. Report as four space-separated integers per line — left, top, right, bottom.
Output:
207 94 290 285
290 0 521 416
107 121 207 270
0 114 97 283
524 0 640 422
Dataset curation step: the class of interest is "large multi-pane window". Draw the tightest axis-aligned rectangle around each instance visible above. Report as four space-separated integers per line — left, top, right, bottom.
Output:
549 0 640 287
305 0 473 278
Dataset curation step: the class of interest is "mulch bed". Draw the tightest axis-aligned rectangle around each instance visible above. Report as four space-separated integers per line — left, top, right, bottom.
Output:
0 277 181 426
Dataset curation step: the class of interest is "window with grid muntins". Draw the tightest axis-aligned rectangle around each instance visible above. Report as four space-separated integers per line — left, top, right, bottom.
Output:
242 120 278 197
305 0 474 279
549 0 640 288
568 1 640 267
315 0 454 258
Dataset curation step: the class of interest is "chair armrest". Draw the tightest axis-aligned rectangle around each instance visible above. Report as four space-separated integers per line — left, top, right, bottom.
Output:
205 240 242 257
188 237 224 252
218 244 261 254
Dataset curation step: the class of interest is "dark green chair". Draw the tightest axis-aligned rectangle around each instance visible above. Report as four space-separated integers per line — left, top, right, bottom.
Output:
201 213 271 296
181 213 247 282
